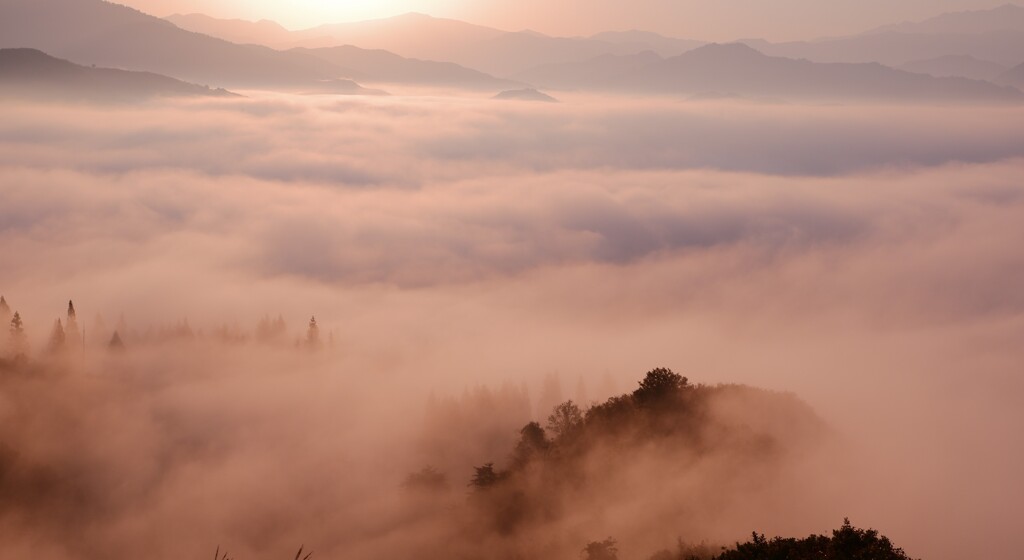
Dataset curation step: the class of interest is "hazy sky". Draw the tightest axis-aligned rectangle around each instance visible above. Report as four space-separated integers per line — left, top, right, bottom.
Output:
122 0 1014 40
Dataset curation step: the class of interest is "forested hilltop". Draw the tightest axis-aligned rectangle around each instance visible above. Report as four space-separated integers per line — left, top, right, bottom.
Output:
398 368 919 559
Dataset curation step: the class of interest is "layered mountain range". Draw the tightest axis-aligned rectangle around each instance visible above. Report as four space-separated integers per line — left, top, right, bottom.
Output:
1 0 1021 101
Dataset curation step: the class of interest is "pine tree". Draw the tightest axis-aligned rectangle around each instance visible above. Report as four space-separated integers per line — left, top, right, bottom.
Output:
306 316 321 350
9 311 27 359
108 331 125 352
65 300 81 351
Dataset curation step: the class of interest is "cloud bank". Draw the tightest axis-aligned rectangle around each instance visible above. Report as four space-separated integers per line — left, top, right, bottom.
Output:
1 94 1022 560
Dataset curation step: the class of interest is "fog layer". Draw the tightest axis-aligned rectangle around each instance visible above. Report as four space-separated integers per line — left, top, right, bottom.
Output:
1 94 1022 559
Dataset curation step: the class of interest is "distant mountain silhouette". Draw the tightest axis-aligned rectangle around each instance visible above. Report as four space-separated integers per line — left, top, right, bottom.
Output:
900 55 1007 81
0 48 235 102
456 31 682 77
997 61 1024 88
589 30 704 57
740 5 1024 67
293 12 505 54
742 30 1024 68
292 46 520 89
0 0 368 89
164 11 705 78
519 43 1023 102
493 88 557 102
165 13 295 47
869 3 1024 35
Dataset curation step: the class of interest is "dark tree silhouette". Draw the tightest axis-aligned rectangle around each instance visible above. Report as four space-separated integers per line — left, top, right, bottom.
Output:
511 421 549 466
714 519 916 560
469 463 501 490
547 400 584 441
402 466 449 494
647 539 719 560
306 316 321 350
108 330 125 351
583 538 619 560
633 367 688 405
8 311 27 358
65 300 81 351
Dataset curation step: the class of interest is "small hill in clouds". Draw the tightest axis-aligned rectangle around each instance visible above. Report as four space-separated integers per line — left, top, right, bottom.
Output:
518 42 1023 102
0 48 236 102
300 78 387 96
415 368 834 557
493 88 558 102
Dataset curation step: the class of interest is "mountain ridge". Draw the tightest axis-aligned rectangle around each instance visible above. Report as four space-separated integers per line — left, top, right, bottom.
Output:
518 42 1023 102
0 47 237 101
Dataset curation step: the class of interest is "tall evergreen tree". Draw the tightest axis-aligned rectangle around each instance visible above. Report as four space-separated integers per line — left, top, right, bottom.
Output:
108 331 125 352
306 316 321 350
8 311 27 359
65 300 81 352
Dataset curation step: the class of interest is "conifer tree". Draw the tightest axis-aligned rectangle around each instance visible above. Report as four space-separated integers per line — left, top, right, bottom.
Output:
108 331 125 352
306 316 321 350
65 300 81 351
9 311 27 359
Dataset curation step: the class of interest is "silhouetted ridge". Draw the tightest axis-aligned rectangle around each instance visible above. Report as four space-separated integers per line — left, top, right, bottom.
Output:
519 41 1024 101
0 0 375 89
870 3 1024 35
737 4 1024 69
0 48 236 101
900 54 1007 81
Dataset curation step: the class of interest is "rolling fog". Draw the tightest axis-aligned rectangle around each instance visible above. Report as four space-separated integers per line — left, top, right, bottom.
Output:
1 93 1023 559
